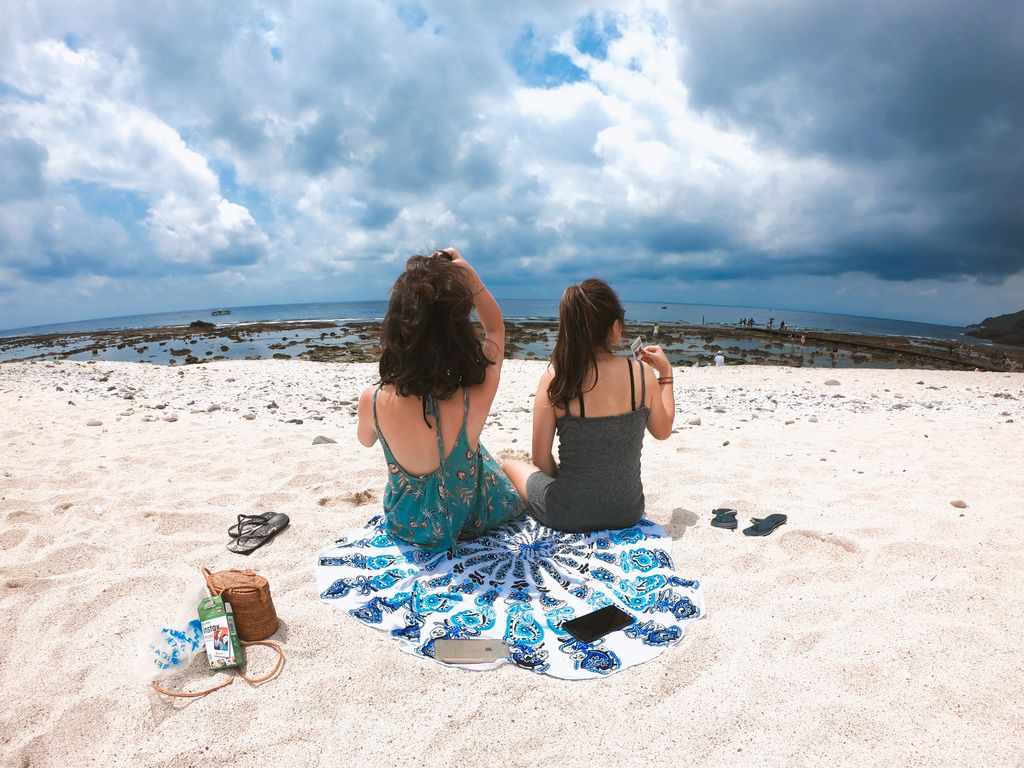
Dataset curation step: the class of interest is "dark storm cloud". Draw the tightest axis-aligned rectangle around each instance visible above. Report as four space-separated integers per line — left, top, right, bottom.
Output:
671 0 1024 282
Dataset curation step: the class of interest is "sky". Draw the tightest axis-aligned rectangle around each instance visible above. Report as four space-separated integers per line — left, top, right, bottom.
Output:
1 0 1022 332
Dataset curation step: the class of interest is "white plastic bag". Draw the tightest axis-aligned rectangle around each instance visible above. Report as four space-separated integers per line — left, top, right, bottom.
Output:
133 579 209 684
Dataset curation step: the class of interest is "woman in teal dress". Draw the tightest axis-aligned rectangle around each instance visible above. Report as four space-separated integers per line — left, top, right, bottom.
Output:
356 247 524 552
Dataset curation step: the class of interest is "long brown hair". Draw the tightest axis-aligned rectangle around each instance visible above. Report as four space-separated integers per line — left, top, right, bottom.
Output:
378 253 491 411
548 278 625 409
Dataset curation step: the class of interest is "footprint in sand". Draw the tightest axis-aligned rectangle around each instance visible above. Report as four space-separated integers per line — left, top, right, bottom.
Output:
0 528 29 549
7 510 40 523
778 529 863 559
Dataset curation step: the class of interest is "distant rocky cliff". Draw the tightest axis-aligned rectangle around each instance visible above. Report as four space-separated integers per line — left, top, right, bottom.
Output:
965 309 1024 347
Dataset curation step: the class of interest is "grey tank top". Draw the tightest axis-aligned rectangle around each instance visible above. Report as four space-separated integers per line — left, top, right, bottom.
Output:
531 358 649 532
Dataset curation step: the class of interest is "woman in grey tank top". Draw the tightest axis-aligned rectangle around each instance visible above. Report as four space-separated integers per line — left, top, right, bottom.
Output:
502 279 676 532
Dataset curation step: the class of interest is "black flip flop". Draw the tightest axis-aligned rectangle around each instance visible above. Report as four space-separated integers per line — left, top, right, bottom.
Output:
742 514 787 536
228 512 273 539
227 513 290 554
711 508 738 530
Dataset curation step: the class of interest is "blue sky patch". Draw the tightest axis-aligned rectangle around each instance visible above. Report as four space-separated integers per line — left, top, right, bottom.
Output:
510 26 588 88
574 12 621 60
397 2 427 30
64 181 149 222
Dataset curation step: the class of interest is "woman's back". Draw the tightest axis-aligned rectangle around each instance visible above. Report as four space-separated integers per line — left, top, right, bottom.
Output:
556 354 647 419
531 355 649 532
372 385 486 477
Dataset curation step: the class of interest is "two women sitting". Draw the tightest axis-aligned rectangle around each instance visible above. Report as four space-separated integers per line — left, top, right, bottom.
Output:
356 248 676 551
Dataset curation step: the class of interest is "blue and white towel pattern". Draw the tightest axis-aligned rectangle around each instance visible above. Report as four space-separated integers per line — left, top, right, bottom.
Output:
315 515 704 680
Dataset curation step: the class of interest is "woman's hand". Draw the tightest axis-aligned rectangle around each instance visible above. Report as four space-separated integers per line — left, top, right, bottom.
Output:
436 247 469 270
642 345 672 378
436 247 482 291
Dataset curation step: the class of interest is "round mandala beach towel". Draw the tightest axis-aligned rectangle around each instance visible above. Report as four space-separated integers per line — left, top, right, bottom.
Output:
314 515 704 680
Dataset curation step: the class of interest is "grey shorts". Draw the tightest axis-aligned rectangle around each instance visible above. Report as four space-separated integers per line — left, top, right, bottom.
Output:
525 470 556 527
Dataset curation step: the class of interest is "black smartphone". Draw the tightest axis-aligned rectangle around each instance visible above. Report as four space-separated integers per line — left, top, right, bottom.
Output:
561 605 634 644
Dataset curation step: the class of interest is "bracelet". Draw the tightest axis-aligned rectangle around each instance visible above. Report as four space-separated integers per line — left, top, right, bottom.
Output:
658 377 674 385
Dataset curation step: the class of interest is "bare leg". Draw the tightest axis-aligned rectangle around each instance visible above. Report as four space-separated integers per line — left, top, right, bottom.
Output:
501 459 544 502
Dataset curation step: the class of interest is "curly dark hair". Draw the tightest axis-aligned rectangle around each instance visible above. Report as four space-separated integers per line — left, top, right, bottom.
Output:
378 253 492 419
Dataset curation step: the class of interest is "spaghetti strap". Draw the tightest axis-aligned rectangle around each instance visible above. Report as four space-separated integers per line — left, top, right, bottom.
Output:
579 391 586 419
627 358 636 411
639 360 647 407
462 387 470 422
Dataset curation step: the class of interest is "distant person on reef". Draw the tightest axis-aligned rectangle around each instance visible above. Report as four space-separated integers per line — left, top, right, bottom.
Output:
800 334 806 346
830 346 839 367
714 351 725 366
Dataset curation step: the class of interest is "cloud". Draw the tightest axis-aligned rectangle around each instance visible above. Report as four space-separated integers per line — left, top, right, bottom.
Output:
0 0 1022 332
669 0 1024 282
0 36 270 283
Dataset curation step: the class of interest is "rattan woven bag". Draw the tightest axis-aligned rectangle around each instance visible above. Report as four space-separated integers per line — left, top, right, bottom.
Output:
201 567 279 641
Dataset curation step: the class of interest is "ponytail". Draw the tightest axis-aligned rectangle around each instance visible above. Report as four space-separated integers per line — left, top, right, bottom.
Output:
548 279 625 409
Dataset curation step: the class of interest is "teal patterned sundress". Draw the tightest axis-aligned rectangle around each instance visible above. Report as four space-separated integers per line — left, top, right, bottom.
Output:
372 386 524 552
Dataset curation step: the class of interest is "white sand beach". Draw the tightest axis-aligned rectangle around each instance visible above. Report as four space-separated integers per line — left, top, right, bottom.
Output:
1 358 1022 767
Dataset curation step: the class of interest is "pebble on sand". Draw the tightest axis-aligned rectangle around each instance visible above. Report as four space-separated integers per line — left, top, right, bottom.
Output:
242 413 256 420
312 435 337 445
825 379 840 386
687 417 701 426
808 415 819 423
162 415 178 422
86 419 102 426
950 499 968 509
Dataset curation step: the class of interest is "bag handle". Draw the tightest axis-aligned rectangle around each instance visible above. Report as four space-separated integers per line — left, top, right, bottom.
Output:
150 640 284 699
202 567 263 596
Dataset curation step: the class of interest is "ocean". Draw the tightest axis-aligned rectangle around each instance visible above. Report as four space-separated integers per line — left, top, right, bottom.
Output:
0 298 973 343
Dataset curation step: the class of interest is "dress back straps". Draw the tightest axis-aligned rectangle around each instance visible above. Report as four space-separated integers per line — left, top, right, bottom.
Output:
425 392 458 555
426 387 470 464
424 395 446 460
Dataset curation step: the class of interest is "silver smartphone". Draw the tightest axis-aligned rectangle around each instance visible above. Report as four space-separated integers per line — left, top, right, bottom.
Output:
630 337 645 361
433 638 507 664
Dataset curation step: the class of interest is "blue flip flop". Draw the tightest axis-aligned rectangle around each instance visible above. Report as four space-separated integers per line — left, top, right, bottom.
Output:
742 514 787 536
711 508 738 530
